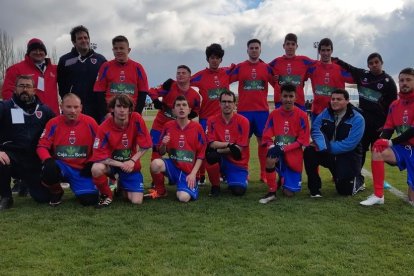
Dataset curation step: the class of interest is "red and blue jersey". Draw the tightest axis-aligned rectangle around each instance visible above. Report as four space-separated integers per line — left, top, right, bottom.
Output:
206 113 250 169
159 120 206 174
191 66 233 120
149 82 201 131
269 55 315 106
94 59 149 110
262 107 310 172
92 112 151 170
229 60 274 112
307 62 354 115
37 114 98 170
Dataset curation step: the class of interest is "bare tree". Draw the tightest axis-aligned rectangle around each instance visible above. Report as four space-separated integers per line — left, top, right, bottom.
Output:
50 46 58 64
0 29 16 89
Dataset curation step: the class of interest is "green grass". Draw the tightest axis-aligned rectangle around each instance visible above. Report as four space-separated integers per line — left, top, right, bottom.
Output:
1 120 414 275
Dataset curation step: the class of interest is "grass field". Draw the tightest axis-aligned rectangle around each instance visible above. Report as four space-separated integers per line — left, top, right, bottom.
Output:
1 119 414 275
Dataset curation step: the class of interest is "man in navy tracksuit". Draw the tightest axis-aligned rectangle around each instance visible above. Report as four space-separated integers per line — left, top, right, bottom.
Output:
57 25 106 122
304 89 365 197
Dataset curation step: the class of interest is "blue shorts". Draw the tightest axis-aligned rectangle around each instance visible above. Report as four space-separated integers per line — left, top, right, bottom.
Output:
221 158 248 188
391 145 414 189
150 129 162 148
199 118 207 131
163 159 199 200
276 158 302 192
238 111 269 138
56 160 98 196
110 167 144 193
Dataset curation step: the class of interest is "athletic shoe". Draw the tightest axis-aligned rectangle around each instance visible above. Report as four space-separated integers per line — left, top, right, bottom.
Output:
49 192 64 207
199 176 206 186
209 186 220 197
360 194 384 206
310 193 322 198
144 189 167 199
96 195 112 208
259 192 276 204
353 184 366 196
0 197 14 210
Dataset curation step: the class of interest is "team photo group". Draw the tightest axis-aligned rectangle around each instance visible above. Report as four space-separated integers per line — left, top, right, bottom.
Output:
0 25 413 210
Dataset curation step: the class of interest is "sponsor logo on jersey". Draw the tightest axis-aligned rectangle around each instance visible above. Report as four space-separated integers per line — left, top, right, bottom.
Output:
207 88 227 100
274 135 295 146
55 145 88 158
359 87 381 102
110 83 135 95
169 149 195 163
279 75 301 86
314 85 334 96
112 149 132 161
243 80 265 91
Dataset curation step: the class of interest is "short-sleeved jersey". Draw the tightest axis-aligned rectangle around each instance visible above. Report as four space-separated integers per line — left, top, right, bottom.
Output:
269 55 315 106
37 114 98 170
307 62 354 115
92 112 152 169
93 59 149 109
159 120 206 174
229 60 274 112
206 113 250 169
149 82 201 131
191 67 232 119
262 106 310 172
383 95 414 146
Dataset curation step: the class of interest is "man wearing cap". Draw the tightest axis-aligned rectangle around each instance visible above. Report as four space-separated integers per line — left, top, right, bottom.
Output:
2 38 60 115
57 25 107 123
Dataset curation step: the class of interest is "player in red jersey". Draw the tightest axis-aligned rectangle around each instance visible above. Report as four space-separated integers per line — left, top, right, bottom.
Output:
269 33 315 109
306 38 354 120
205 90 250 196
360 68 414 206
259 84 310 203
191 43 234 185
148 65 201 196
37 93 112 206
149 95 207 202
91 94 152 205
94 35 149 119
229 38 275 183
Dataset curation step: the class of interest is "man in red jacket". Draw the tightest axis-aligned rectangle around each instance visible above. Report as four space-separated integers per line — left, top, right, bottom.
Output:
2 38 60 115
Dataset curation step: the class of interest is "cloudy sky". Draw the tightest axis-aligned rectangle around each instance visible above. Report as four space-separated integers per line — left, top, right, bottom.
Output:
1 0 413 92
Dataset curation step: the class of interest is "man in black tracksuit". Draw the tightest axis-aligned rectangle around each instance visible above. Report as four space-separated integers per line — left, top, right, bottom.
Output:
57 25 106 123
334 53 397 183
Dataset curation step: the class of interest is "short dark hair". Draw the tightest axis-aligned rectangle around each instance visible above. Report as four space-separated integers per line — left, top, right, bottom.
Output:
247 38 261 47
331 88 349 100
284 33 297 44
367 52 383 64
318 38 333 51
219 90 236 102
177 65 191 74
206 43 224 60
173 95 188 107
70 25 89 43
399 67 414 77
108 94 134 112
15 75 35 86
112 35 129 46
280 83 296 94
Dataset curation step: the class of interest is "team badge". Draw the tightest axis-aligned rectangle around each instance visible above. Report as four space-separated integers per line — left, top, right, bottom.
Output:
179 135 185 148
287 64 292 75
69 130 76 145
224 129 230 142
91 58 97 64
283 121 289 134
35 111 43 119
403 110 408 124
251 69 257 80
377 83 383 89
122 133 128 148
324 72 330 84
214 75 220 87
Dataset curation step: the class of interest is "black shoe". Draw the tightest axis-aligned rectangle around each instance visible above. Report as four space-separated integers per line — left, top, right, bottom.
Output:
96 195 112 209
49 192 64 207
0 197 14 210
18 182 28 197
209 186 220 197
199 176 206 186
259 192 276 204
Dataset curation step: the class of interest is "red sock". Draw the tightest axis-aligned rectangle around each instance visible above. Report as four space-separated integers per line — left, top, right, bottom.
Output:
198 159 206 179
372 160 385 197
266 171 277 192
258 145 267 178
93 175 113 199
206 163 220 186
152 172 166 194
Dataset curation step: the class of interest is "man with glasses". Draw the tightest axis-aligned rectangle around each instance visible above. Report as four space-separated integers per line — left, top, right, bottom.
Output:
205 90 250 196
0 75 55 210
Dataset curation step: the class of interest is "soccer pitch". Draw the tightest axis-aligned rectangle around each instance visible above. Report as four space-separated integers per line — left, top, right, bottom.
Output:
0 120 413 275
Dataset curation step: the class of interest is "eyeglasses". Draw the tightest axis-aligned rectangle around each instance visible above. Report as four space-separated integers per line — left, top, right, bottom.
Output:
220 100 234 104
17 84 34 89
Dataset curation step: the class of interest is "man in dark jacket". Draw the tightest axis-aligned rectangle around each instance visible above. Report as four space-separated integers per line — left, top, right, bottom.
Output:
0 75 55 210
57 25 107 123
304 89 365 197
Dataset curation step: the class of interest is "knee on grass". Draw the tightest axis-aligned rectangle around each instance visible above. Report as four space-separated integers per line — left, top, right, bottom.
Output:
176 191 191 202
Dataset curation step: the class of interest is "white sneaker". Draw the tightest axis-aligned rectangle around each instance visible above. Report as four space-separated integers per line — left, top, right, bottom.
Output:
360 194 384 206
259 192 276 204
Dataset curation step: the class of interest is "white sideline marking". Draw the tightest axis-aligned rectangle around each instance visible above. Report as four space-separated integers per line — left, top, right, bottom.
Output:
361 168 411 204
